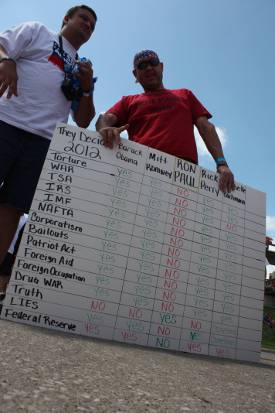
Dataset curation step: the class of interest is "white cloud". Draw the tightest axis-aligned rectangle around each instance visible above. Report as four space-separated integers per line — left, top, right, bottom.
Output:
195 126 227 158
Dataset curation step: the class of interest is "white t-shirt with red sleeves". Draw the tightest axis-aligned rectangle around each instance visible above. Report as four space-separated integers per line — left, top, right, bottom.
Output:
0 21 77 139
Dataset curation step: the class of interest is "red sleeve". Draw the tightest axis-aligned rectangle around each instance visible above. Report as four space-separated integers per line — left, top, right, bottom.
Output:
187 90 212 123
106 96 129 126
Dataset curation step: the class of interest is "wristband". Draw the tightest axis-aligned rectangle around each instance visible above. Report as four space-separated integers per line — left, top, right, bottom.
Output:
215 157 228 172
0 57 16 64
216 156 228 167
82 91 92 97
215 157 226 164
81 76 97 97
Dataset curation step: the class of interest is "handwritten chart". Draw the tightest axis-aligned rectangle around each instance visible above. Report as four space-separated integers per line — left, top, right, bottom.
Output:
0 124 266 362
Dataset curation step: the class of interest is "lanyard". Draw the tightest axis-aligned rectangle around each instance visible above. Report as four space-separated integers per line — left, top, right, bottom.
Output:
58 35 78 74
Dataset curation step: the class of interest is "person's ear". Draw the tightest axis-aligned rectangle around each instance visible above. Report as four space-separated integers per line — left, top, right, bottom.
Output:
63 16 69 26
133 69 138 83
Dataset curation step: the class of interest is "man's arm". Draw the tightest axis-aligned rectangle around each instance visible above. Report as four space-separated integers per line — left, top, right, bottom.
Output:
0 44 18 98
73 94 95 128
195 116 235 193
96 112 128 148
73 60 95 127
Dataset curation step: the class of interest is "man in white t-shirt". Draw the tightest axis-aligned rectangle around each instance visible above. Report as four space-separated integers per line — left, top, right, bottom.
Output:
0 4 97 294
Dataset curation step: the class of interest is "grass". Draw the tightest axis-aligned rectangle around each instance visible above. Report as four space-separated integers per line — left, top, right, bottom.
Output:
262 305 275 350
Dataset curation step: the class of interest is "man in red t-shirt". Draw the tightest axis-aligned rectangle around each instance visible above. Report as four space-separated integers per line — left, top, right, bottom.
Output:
96 50 234 193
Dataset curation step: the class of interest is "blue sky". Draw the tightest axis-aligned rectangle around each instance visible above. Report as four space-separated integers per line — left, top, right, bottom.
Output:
1 0 275 270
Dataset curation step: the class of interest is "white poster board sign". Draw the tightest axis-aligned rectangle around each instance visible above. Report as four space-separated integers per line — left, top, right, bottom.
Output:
0 124 266 362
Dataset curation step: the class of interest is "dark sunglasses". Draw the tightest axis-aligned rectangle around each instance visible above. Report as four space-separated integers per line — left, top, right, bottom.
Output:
137 58 160 70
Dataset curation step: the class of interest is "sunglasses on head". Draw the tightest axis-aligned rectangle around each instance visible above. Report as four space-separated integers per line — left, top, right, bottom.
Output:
137 58 160 70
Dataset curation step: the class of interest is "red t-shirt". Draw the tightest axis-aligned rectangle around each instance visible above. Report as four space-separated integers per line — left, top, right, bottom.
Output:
107 88 212 164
